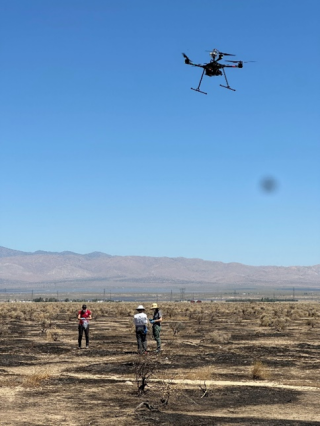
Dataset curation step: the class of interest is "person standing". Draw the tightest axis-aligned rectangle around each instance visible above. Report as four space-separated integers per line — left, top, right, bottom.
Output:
150 303 162 353
133 305 148 354
78 304 92 349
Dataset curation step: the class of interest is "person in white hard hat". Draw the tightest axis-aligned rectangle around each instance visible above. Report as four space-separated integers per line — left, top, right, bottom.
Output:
133 305 149 354
149 303 162 353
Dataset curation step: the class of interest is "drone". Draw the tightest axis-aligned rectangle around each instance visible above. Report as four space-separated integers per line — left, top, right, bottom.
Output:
182 48 254 94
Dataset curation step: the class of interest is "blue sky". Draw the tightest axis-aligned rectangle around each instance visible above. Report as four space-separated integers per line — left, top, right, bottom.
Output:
1 0 319 266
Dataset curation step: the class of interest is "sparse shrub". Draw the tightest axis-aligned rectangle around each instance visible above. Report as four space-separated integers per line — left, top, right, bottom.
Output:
186 309 193 320
46 327 61 341
306 318 316 328
0 324 9 337
166 307 175 318
134 356 157 395
39 319 53 333
251 361 269 380
22 368 51 387
242 308 257 320
13 312 25 321
160 381 171 406
204 331 231 344
260 315 273 327
169 322 186 335
208 311 216 322
116 306 132 317
127 318 136 333
273 318 288 331
289 309 304 320
195 313 205 324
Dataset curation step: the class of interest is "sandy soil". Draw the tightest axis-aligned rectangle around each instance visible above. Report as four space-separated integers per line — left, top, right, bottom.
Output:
1 301 320 425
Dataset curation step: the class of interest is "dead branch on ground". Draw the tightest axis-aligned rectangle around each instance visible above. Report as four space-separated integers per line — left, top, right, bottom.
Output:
199 381 209 398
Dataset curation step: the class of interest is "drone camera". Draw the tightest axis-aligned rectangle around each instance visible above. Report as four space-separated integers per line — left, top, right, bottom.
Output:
238 61 243 68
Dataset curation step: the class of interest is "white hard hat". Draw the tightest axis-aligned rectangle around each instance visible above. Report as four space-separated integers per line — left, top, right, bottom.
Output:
136 305 145 310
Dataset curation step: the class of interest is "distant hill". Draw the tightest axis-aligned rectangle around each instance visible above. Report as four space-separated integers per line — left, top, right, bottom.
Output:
0 246 319 291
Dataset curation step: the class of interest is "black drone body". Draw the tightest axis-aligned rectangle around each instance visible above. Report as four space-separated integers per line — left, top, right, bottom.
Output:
182 48 252 94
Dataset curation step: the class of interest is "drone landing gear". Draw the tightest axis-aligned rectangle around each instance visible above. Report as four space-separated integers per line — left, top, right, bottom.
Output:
191 69 207 95
220 69 236 91
191 87 207 95
220 84 236 91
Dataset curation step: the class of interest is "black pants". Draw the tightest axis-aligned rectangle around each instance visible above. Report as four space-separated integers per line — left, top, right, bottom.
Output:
136 328 147 353
78 324 89 347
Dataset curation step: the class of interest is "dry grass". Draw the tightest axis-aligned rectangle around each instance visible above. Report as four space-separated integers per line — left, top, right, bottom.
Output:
251 361 270 380
0 376 21 388
176 365 215 381
204 331 231 343
22 368 52 387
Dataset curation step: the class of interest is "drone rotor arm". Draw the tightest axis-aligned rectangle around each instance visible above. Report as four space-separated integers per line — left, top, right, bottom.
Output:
222 61 244 69
183 55 205 68
221 64 239 68
189 63 206 68
226 60 255 65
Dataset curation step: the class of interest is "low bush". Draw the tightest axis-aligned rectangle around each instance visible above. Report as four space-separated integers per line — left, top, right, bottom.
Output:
251 361 269 380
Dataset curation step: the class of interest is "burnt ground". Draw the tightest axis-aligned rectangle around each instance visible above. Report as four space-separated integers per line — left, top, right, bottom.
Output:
0 302 320 425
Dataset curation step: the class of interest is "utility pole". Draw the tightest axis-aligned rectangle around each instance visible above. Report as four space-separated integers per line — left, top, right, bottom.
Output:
103 288 106 301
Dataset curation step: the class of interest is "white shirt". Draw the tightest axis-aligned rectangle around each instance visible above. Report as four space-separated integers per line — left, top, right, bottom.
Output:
134 312 148 326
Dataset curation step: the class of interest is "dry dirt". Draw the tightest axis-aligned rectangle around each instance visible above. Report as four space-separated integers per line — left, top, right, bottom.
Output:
1 301 320 425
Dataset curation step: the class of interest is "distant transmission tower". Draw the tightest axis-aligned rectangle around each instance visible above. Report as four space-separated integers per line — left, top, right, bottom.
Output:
179 288 186 302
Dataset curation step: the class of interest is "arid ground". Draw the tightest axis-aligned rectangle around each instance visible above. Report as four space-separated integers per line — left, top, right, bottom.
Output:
1 301 320 425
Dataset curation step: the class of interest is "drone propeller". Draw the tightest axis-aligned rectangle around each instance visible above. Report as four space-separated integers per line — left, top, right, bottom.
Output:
219 52 236 56
206 50 235 56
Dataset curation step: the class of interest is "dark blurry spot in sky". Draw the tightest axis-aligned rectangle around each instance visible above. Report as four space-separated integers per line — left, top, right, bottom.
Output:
260 177 279 193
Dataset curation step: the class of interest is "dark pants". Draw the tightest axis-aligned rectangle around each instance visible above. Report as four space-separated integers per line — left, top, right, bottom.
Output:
152 325 161 351
136 328 147 353
78 324 89 347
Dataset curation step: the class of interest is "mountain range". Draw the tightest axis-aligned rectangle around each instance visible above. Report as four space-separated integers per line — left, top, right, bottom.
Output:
0 246 319 292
